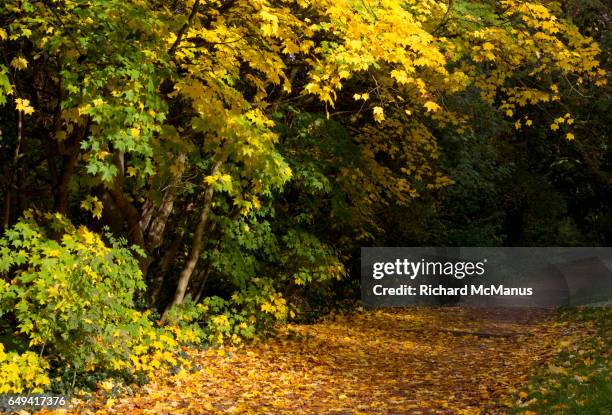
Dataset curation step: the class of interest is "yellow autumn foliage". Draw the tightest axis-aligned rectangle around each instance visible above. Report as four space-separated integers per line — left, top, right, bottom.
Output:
0 344 50 394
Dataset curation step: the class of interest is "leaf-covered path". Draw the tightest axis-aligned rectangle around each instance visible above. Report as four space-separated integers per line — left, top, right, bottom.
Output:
57 308 582 415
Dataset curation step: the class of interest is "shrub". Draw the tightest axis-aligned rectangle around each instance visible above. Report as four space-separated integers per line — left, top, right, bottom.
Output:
0 344 50 393
165 277 291 346
0 213 189 390
0 213 145 374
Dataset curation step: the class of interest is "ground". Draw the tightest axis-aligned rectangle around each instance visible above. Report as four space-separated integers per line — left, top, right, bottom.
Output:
45 308 590 415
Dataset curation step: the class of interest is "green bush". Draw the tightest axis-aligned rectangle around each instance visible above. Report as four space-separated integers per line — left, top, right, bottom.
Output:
0 213 192 391
165 277 292 346
0 344 50 393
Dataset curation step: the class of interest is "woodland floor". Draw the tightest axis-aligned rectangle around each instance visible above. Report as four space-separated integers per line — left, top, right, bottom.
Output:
47 308 592 415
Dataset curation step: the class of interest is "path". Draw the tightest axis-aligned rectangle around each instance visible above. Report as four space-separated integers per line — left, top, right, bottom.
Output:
51 308 577 415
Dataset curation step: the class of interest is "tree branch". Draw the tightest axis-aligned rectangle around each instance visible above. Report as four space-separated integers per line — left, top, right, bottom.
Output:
168 0 201 57
432 0 454 35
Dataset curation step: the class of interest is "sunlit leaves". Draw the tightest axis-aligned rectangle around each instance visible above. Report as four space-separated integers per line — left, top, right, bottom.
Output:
10 56 28 70
80 195 104 219
0 1 606 399
0 345 50 394
50 308 598 415
424 101 441 113
0 215 145 376
14 98 34 115
372 106 385 122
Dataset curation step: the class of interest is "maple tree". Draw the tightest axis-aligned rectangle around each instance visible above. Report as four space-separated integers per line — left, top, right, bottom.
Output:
0 0 609 401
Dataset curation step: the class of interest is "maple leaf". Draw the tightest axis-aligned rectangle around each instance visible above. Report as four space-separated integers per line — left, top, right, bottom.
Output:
424 101 441 112
372 106 385 123
15 98 34 115
10 56 28 70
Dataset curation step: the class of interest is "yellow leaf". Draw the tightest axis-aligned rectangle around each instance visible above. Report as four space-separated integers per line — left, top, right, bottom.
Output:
482 42 495 51
100 380 114 392
10 56 28 70
372 106 385 123
424 101 441 113
15 98 34 115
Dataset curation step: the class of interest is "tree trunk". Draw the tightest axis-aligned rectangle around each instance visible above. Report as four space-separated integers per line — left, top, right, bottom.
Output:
54 151 79 215
193 257 214 303
146 153 185 251
161 160 221 322
149 227 184 304
107 180 148 270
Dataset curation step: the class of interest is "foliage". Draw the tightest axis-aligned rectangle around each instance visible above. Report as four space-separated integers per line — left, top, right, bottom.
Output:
509 307 612 415
165 277 291 346
0 0 609 395
0 344 50 394
0 214 142 368
45 308 600 414
0 215 192 390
